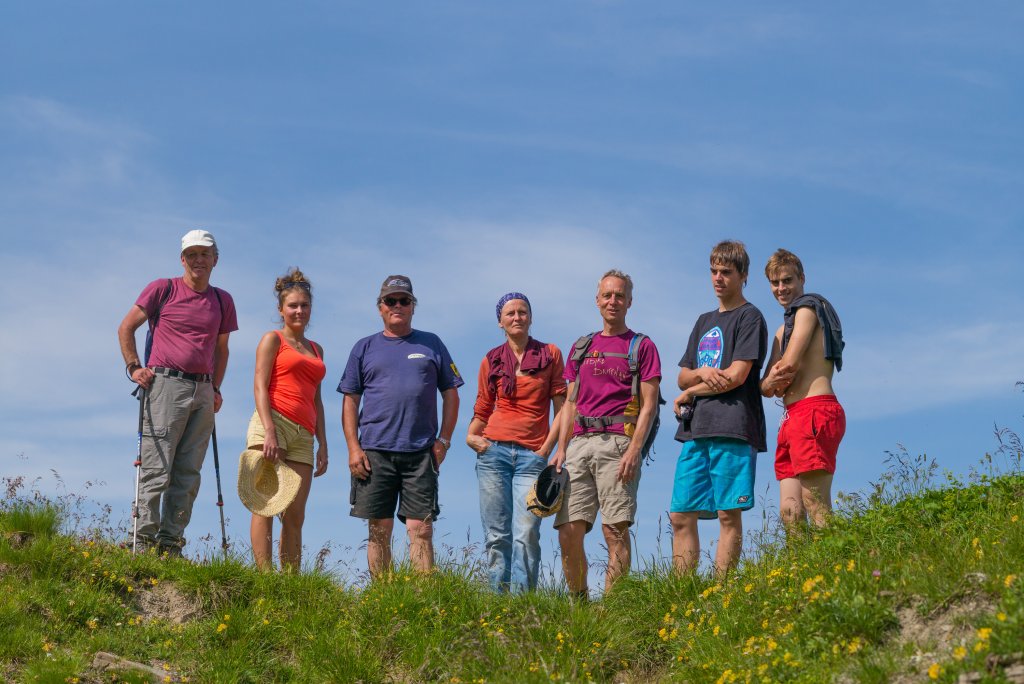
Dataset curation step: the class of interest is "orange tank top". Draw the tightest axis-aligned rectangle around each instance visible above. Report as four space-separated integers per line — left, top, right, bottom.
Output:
268 330 327 435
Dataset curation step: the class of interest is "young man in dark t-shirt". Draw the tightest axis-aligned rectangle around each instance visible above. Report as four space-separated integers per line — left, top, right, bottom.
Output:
671 240 767 577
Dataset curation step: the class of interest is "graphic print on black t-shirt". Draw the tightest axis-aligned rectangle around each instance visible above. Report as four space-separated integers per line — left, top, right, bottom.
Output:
697 327 724 369
674 304 768 452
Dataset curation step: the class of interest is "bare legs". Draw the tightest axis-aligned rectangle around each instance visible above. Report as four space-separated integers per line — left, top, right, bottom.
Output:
670 512 700 574
715 510 743 575
602 522 631 592
279 463 313 570
249 461 314 572
671 509 743 578
558 520 633 596
558 521 588 596
367 517 434 579
367 518 394 578
406 518 434 573
250 514 274 571
780 470 834 531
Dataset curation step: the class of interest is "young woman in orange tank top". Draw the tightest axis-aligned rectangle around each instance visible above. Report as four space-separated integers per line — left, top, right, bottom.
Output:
247 268 328 572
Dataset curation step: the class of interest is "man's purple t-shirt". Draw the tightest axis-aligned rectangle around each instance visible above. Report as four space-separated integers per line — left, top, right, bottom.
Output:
136 278 238 374
338 330 464 452
564 330 661 437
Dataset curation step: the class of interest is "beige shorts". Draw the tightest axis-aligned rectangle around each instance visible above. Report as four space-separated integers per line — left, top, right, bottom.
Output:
554 432 640 531
246 410 314 466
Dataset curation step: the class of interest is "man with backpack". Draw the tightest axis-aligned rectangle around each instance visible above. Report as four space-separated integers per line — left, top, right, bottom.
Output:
551 269 661 597
671 240 767 578
117 230 238 556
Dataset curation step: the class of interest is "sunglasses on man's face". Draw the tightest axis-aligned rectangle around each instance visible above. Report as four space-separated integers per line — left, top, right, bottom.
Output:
382 296 413 307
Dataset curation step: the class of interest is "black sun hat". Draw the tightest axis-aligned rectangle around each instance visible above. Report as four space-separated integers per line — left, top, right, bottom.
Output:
526 464 569 518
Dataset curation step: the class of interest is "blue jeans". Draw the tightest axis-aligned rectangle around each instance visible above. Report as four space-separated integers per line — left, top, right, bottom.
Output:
476 441 546 593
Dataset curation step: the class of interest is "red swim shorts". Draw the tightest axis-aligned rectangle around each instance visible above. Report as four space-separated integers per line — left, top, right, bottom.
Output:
775 395 846 480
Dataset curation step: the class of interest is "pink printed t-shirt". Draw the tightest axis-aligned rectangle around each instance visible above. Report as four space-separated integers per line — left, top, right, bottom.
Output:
136 278 239 374
564 330 661 436
472 343 567 452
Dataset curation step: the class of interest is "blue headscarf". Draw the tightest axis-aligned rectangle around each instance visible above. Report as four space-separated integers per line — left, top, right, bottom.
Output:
496 292 531 321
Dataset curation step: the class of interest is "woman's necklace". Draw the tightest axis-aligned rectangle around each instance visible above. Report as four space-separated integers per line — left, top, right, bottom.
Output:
282 333 307 353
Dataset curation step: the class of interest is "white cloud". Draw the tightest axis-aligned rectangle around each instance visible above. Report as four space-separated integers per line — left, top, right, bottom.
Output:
840 321 1024 420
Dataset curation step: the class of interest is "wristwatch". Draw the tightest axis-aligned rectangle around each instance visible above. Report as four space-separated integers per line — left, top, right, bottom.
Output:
436 437 451 450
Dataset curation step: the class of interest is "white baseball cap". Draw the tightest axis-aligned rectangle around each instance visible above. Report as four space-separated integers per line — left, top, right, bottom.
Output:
181 229 217 252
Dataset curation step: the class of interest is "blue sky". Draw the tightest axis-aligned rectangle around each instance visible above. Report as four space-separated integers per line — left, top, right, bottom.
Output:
2 3 1022 583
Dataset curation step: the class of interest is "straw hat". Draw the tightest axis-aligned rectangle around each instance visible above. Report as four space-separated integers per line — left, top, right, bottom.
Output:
237 449 301 516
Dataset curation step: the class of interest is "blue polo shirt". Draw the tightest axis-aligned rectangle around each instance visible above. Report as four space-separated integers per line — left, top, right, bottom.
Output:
338 330 463 452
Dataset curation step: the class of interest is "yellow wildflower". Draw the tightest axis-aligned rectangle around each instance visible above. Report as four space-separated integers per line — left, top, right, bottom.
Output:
216 623 228 633
953 646 967 660
802 575 823 593
928 663 941 680
1005 574 1018 588
977 627 992 640
997 612 1007 622
744 583 754 593
86 619 98 630
847 559 855 571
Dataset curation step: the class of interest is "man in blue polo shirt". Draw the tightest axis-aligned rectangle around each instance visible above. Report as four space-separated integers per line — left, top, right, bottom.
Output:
339 275 463 578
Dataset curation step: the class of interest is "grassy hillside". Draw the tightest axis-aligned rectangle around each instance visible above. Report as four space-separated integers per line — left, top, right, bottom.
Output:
1 463 1022 683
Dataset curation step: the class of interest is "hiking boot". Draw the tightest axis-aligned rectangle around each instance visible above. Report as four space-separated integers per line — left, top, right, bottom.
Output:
133 538 158 554
158 543 184 559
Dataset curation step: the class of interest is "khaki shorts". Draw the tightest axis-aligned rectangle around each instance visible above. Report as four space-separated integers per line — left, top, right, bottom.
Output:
246 410 314 466
554 432 640 531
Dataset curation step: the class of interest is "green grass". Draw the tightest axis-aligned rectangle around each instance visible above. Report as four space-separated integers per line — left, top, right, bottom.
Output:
1 468 1022 683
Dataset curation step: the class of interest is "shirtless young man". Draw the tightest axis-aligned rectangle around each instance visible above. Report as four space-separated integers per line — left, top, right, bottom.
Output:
760 249 845 530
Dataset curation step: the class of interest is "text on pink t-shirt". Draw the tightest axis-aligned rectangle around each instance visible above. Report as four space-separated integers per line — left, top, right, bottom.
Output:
563 330 661 436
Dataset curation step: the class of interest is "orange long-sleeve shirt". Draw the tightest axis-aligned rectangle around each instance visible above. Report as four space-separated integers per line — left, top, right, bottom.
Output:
472 343 566 452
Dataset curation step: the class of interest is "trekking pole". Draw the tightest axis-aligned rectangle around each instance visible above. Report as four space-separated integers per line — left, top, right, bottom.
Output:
131 387 145 556
210 424 229 560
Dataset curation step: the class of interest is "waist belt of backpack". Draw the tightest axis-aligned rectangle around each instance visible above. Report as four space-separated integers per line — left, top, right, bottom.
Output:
576 414 635 431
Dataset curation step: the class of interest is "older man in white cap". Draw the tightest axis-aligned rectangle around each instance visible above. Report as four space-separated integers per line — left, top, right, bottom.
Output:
118 230 238 556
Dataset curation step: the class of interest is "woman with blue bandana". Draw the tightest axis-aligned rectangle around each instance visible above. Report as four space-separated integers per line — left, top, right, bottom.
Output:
467 293 567 593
